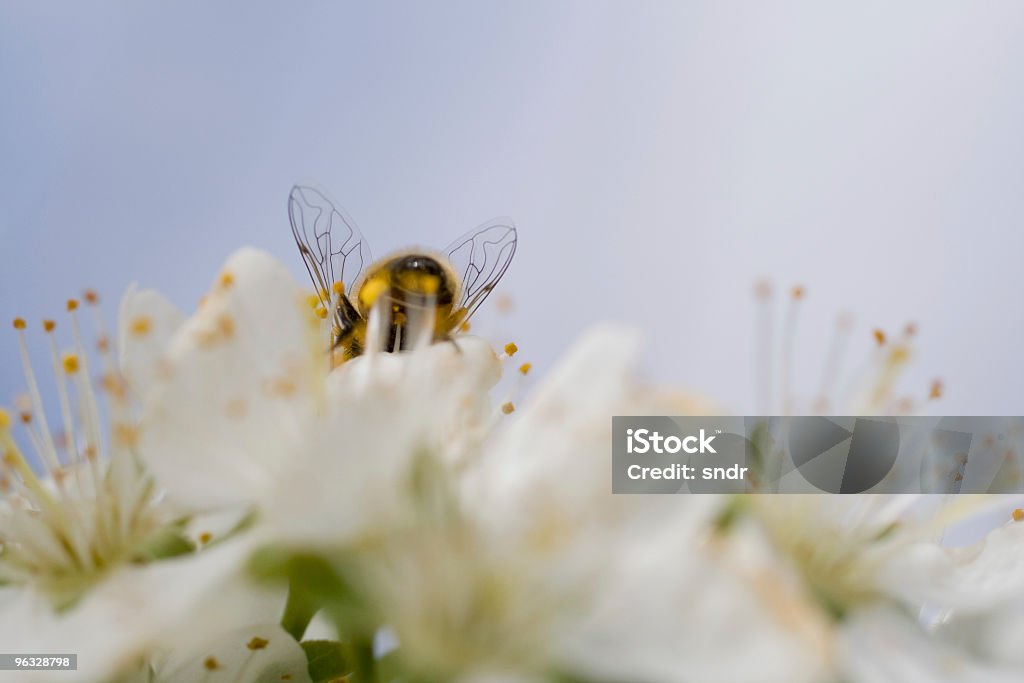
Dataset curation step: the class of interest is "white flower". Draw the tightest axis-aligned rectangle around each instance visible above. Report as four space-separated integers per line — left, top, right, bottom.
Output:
0 295 177 607
740 495 1024 619
729 494 1024 681
117 283 186 403
135 249 323 512
135 247 503 550
840 606 1024 683
363 327 831 683
752 282 940 415
147 621 312 683
0 284 298 682
0 536 287 682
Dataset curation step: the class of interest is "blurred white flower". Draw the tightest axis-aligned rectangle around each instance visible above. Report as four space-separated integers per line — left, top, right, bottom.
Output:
0 537 286 682
11 251 1022 683
741 496 1024 620
0 295 178 607
147 621 312 683
364 327 831 683
0 284 294 682
135 248 323 512
135 247 504 549
732 495 1024 681
840 606 1024 683
752 282 939 416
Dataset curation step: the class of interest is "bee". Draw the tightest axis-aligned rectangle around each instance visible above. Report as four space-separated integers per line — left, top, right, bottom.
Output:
289 185 517 362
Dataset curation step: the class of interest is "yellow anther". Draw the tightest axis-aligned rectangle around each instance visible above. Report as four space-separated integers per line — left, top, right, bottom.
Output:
306 293 320 309
1013 509 1024 523
889 344 909 364
393 311 407 325
791 285 806 300
83 290 99 304
0 408 11 430
20 412 31 424
42 319 56 332
219 271 235 289
315 306 328 320
519 362 532 375
459 321 471 333
100 373 126 399
929 379 944 400
217 314 235 338
62 353 80 374
872 329 886 346
264 377 298 397
501 402 515 414
66 299 79 312
247 636 269 650
504 342 518 357
113 423 140 448
198 531 213 545
203 657 220 671
332 281 345 295
130 316 152 336
12 318 26 330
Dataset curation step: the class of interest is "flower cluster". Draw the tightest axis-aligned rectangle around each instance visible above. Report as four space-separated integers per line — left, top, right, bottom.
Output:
2 248 1023 682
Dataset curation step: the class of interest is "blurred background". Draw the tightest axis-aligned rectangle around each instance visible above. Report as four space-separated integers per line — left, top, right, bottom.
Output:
2 1 1023 416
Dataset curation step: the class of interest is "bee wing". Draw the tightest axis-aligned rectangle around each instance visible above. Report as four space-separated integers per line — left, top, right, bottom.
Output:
444 218 517 323
288 185 373 308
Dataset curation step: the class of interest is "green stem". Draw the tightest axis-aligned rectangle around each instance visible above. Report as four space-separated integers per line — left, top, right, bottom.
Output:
280 577 319 641
347 638 377 683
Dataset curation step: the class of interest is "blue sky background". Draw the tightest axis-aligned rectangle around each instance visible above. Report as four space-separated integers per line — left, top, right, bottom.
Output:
2 2 1024 418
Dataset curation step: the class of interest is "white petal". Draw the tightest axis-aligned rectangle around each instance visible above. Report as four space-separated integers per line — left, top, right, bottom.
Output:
882 519 1024 612
840 607 1023 683
465 325 651 539
264 335 502 546
932 602 1024 667
560 514 832 683
0 538 274 682
118 284 186 401
139 248 321 510
152 622 312 683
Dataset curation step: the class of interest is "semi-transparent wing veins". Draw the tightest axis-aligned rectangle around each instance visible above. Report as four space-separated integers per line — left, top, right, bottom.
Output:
288 185 372 308
444 219 517 323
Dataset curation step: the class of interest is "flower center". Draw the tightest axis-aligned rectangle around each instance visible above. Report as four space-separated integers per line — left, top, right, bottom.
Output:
1 294 170 608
